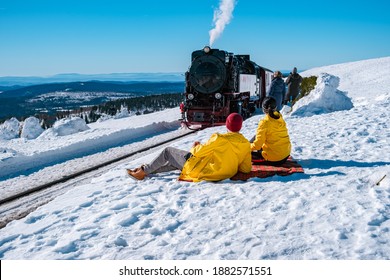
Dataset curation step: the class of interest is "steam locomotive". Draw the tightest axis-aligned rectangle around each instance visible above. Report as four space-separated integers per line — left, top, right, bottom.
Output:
182 46 273 127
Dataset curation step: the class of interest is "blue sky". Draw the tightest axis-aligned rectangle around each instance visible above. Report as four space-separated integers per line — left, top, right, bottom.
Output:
0 0 389 76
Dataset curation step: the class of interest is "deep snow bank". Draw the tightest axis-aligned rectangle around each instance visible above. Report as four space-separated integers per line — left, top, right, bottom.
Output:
288 73 353 117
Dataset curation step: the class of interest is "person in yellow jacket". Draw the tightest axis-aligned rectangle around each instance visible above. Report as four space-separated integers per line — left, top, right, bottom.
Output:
127 113 252 182
251 96 291 165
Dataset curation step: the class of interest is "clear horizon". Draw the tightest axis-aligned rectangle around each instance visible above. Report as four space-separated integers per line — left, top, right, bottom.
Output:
1 0 389 77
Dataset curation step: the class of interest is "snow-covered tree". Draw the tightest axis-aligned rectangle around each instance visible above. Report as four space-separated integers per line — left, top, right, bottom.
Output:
0 117 20 140
20 116 44 139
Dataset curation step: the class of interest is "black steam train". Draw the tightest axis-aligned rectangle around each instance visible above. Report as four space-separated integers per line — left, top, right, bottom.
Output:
182 46 273 127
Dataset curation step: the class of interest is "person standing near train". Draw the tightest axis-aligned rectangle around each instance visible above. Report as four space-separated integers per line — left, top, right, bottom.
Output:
267 71 286 111
285 67 303 104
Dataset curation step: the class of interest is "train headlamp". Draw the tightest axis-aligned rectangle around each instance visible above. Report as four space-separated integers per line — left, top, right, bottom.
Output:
215 92 222 99
203 46 211 53
188 93 195 100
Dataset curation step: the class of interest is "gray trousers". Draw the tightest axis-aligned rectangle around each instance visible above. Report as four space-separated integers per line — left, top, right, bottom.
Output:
143 147 188 175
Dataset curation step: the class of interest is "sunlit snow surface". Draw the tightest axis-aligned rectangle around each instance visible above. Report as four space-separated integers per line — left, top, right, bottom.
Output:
0 57 389 259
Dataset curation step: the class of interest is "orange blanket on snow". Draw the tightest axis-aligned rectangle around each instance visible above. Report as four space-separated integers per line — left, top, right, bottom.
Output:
230 156 304 181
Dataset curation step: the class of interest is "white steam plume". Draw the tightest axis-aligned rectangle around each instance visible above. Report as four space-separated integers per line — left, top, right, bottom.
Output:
209 0 236 47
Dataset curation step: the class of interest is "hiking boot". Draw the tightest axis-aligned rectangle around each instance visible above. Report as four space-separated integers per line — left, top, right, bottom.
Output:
126 166 146 180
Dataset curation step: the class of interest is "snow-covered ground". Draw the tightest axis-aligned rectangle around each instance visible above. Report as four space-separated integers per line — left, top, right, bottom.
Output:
0 57 389 260
0 109 183 189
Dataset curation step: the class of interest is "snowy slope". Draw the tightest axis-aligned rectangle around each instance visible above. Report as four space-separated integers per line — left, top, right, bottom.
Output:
301 56 390 103
0 57 389 260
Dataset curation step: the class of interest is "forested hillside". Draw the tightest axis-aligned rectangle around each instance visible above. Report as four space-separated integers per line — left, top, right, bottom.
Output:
0 81 185 126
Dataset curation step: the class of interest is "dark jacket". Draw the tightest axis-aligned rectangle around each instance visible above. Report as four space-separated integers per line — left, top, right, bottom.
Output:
285 73 303 101
267 77 286 111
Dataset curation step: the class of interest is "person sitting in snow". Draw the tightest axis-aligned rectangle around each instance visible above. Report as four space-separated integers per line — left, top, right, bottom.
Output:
127 113 252 182
250 97 292 165
267 70 286 111
285 67 303 104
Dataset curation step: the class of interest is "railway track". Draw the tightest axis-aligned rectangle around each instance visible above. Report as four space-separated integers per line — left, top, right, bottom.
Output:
0 129 198 228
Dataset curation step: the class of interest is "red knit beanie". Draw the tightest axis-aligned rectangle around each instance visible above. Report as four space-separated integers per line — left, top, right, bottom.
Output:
226 113 243 132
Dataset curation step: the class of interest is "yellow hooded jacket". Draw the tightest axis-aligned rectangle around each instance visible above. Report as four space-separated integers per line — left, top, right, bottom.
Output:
179 132 251 182
251 112 291 161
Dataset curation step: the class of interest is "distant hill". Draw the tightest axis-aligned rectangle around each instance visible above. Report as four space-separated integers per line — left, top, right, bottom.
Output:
0 72 184 87
0 81 185 98
0 85 24 91
0 81 185 120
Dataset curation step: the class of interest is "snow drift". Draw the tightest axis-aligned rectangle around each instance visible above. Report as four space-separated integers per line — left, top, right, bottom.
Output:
290 73 353 117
